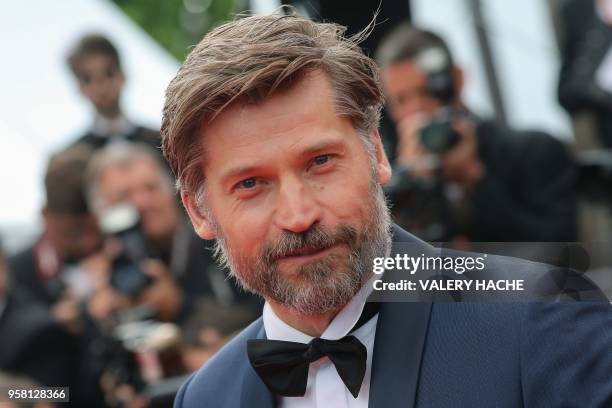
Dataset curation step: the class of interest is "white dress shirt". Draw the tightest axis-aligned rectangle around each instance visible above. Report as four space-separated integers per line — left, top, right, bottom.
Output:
91 113 135 139
262 277 378 408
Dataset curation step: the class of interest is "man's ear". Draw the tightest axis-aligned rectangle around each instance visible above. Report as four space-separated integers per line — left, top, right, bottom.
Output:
182 192 216 240
370 128 392 186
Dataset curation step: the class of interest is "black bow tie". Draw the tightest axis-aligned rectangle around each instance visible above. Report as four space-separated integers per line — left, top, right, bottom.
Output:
247 335 367 398
246 302 379 398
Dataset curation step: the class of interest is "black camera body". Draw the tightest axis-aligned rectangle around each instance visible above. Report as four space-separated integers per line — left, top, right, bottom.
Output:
100 204 152 296
419 108 460 154
414 47 460 154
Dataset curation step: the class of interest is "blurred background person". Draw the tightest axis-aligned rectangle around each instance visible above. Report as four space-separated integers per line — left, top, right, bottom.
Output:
84 142 262 322
0 373 58 408
79 143 261 405
6 141 259 406
8 145 102 326
66 34 161 152
557 0 612 148
179 300 257 373
0 237 77 392
377 23 578 243
119 299 255 405
7 146 112 406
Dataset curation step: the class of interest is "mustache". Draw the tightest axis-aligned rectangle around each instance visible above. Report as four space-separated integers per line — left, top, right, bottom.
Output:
261 223 358 263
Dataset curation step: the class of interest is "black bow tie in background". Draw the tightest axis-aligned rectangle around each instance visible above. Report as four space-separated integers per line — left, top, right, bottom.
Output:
247 335 367 398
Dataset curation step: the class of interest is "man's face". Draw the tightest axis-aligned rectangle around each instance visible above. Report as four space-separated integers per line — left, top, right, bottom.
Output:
97 158 178 241
75 53 124 118
43 211 102 263
184 71 392 314
381 60 443 123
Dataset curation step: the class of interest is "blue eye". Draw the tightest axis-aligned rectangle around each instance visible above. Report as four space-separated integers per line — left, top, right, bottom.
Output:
313 155 330 166
239 178 257 189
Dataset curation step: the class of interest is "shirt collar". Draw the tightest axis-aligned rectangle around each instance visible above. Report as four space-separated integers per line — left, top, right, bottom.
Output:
91 113 135 138
263 273 377 343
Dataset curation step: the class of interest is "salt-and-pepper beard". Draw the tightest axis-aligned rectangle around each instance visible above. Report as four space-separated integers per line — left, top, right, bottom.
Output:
208 174 392 315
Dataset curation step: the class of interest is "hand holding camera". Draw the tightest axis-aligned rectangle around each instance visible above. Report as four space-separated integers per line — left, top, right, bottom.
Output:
137 259 183 321
396 113 438 180
438 115 484 187
85 204 183 322
397 109 484 188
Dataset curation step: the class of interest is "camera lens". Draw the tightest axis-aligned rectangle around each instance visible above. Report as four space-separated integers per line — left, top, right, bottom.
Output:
420 120 459 153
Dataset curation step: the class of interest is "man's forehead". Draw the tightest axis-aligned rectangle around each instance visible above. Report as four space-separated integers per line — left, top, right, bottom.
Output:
197 70 349 163
384 60 426 80
101 157 157 177
209 72 331 123
80 52 111 63
76 53 118 75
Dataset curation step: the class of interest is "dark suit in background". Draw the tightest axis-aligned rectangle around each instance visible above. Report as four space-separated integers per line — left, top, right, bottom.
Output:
8 240 65 307
390 120 577 243
0 287 76 388
558 0 612 147
72 125 162 153
472 120 577 242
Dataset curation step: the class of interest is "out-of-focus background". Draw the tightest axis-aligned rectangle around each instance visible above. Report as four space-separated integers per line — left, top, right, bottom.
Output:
1 0 612 406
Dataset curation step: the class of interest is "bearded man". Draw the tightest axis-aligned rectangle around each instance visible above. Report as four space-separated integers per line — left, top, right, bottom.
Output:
162 13 612 408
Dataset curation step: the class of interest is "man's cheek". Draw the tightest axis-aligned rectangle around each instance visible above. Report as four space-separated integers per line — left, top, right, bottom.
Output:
225 221 266 257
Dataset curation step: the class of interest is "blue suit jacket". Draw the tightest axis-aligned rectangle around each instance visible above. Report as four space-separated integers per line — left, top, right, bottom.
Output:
175 226 612 407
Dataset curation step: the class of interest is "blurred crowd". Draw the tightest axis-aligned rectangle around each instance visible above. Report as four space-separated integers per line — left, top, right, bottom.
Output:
0 35 262 407
2 0 612 406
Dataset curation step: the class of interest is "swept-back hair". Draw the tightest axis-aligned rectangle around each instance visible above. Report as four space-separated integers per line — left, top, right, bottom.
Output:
161 12 384 196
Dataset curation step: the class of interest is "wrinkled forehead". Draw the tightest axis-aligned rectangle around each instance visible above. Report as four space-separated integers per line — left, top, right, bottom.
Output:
198 70 351 163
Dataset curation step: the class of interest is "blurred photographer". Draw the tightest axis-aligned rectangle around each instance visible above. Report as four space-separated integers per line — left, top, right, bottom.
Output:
84 142 261 323
9 146 103 330
1 237 77 393
377 24 578 243
77 143 262 406
7 146 116 405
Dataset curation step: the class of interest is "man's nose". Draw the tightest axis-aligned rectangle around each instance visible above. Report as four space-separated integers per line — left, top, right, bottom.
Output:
90 75 111 93
274 177 322 233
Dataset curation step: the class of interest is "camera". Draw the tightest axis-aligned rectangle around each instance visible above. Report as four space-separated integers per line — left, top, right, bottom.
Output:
413 46 461 154
419 108 460 154
99 203 152 296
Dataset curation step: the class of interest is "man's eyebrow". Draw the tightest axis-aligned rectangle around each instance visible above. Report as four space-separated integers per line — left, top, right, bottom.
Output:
219 139 347 182
300 140 346 156
220 164 262 182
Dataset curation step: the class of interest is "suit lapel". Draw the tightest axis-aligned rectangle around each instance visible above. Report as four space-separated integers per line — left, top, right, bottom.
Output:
240 324 276 408
369 301 432 408
369 225 434 407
